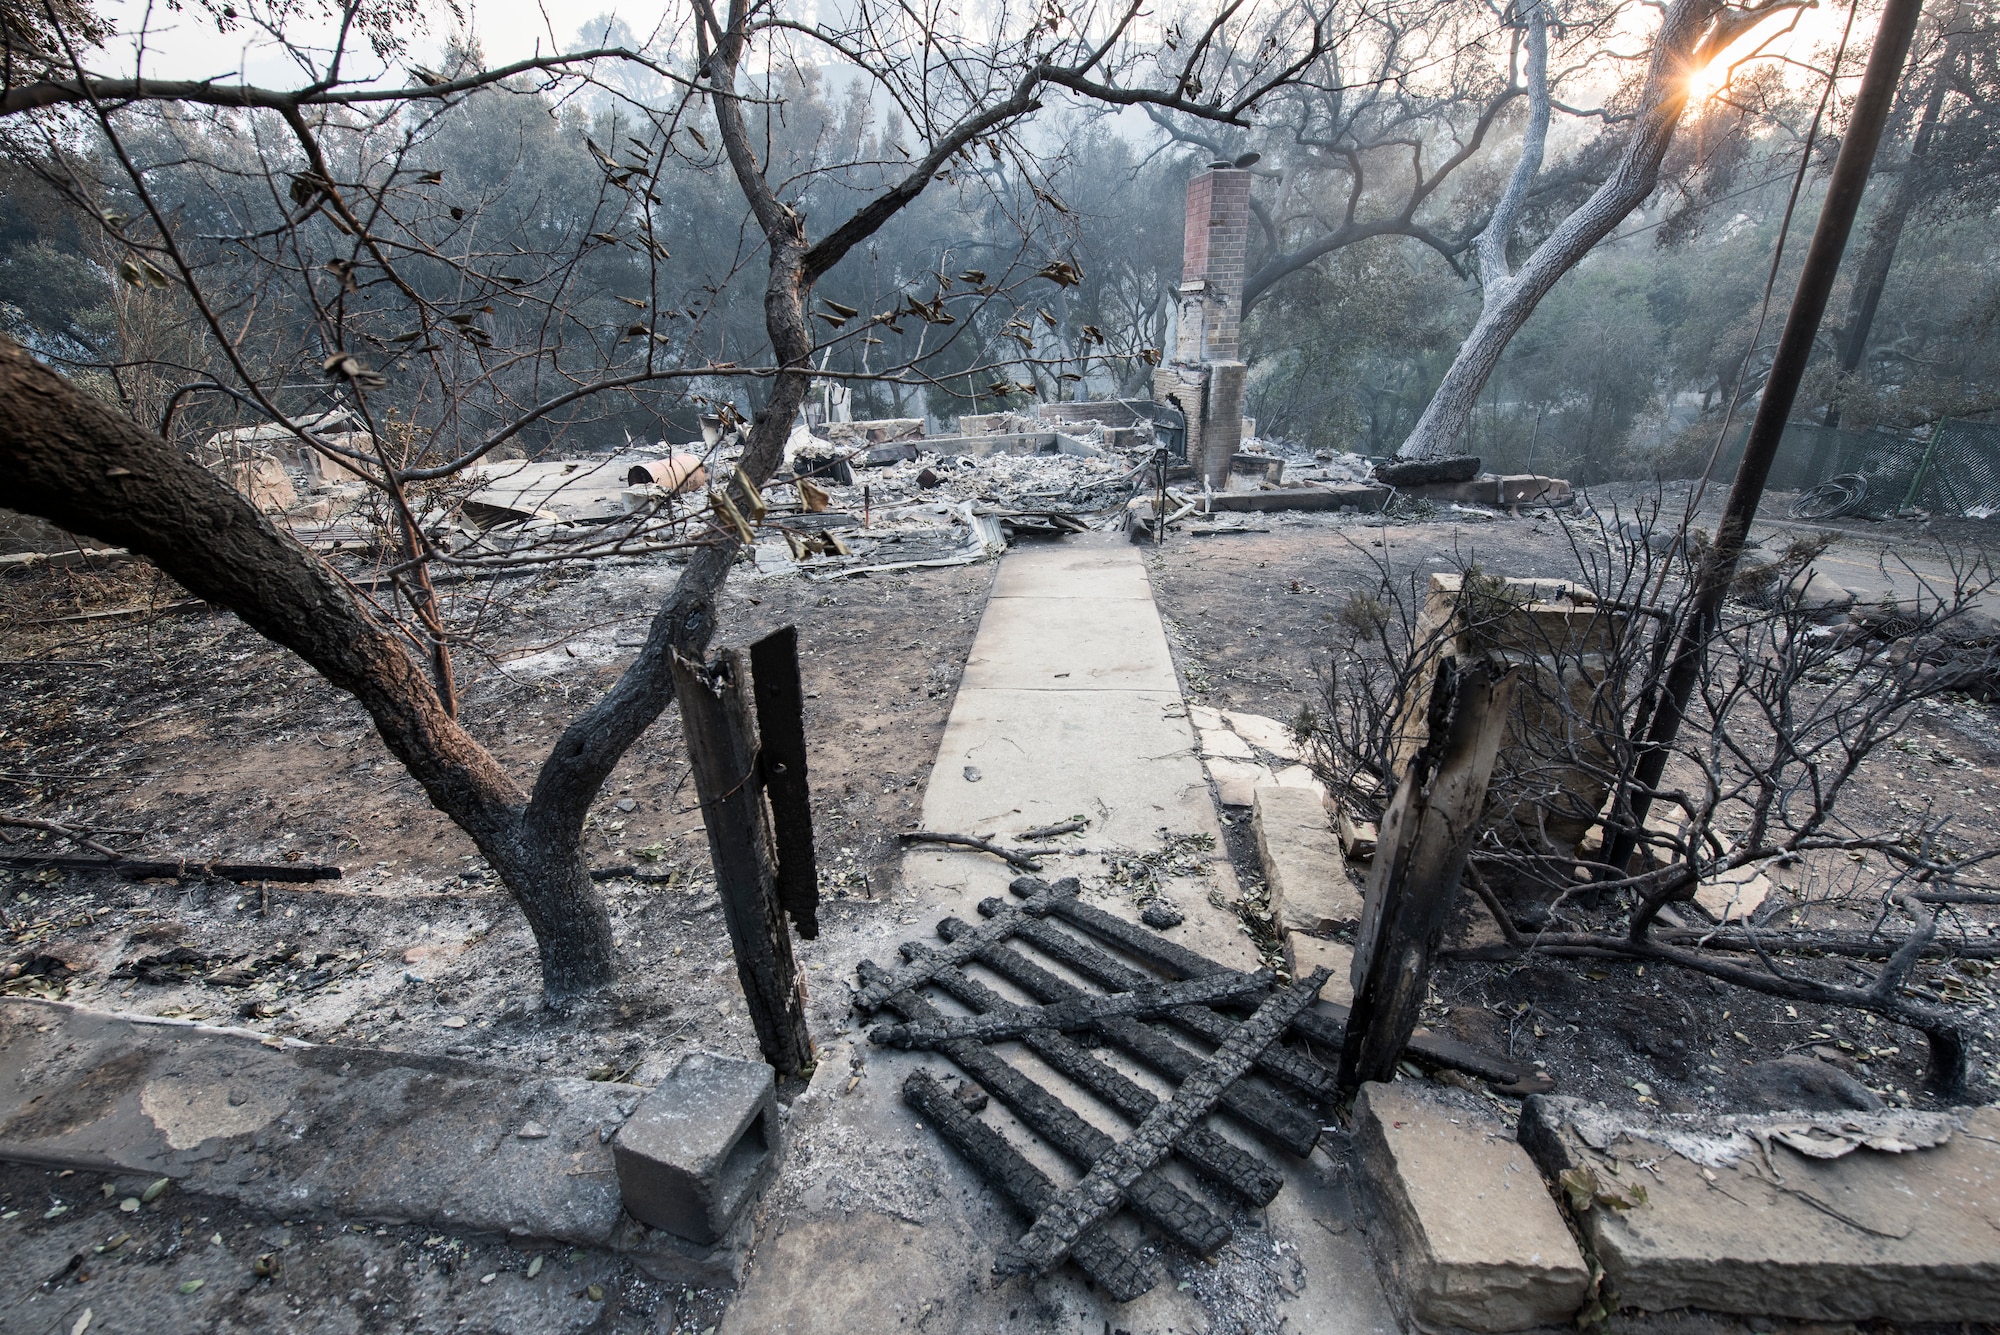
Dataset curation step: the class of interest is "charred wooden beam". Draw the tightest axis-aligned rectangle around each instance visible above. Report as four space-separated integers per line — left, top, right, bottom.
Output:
995 969 1331 1278
0 854 341 883
672 649 813 1076
1008 875 1549 1093
749 626 819 939
868 969 1272 1049
984 899 1338 1102
850 887 1045 1010
1341 659 1516 1096
901 1070 1156 1302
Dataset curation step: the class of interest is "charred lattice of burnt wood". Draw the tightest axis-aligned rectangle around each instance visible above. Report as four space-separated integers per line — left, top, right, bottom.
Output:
749 626 819 939
944 914 1323 1157
849 890 1045 1010
857 960 1232 1258
1009 876 1550 1094
900 940 1284 1207
901 1070 1158 1302
984 900 1339 1102
867 969 1274 1050
995 969 1333 1279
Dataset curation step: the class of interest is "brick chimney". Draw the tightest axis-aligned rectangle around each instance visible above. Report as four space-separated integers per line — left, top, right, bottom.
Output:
1156 165 1252 486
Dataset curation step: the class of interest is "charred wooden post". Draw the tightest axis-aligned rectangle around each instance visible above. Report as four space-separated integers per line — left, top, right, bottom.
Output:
749 626 820 939
1339 658 1518 1096
672 648 813 1076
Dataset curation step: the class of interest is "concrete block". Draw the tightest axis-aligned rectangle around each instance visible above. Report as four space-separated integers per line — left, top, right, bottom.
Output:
614 1052 780 1245
1254 785 1362 932
1518 1095 2000 1321
1693 865 1772 923
1353 1082 1589 1331
1337 805 1378 860
1788 567 1857 625
1498 475 1572 507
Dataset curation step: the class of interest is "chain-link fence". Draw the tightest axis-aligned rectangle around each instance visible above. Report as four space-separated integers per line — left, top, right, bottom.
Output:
1710 418 2000 520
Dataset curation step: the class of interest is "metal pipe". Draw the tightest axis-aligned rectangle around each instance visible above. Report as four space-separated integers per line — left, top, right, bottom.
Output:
1608 0 1927 876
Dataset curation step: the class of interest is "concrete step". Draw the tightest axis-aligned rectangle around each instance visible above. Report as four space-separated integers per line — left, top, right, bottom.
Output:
1352 1080 1590 1331
1254 784 1363 935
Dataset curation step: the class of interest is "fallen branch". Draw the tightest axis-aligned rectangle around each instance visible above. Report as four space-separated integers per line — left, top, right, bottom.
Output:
1019 819 1087 841
28 599 205 625
900 830 1045 873
588 863 684 884
0 853 342 883
1454 924 1970 1096
0 813 139 858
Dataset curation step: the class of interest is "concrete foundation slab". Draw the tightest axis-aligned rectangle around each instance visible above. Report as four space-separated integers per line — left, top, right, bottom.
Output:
1353 1081 1589 1331
1518 1094 2000 1321
0 998 747 1283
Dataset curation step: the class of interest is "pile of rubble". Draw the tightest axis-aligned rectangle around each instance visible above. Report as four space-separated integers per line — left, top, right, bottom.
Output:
197 404 1576 578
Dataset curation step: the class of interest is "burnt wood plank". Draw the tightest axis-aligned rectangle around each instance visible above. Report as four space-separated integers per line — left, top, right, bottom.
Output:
750 626 819 939
1010 876 1549 1092
902 1070 1155 1301
867 969 1272 1049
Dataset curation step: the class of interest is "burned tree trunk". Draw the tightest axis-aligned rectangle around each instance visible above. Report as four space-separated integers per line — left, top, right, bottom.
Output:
1339 658 1517 1094
671 648 814 1076
0 335 620 995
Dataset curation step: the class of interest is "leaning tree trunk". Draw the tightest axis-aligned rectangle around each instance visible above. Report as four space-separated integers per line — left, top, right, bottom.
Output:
0 335 623 995
1398 0 1730 461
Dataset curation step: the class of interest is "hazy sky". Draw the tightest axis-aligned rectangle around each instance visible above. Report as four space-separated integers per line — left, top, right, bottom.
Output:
96 0 1855 105
99 0 637 85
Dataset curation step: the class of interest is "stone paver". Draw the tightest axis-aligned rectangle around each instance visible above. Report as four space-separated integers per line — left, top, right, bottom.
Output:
1353 1081 1589 1331
1519 1094 2000 1321
1255 785 1364 933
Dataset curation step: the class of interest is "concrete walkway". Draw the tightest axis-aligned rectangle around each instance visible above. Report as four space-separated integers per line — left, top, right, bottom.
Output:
722 536 1398 1335
897 534 1253 967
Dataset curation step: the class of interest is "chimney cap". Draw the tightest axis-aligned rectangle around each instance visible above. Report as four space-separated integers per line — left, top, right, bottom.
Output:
1208 160 1232 169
